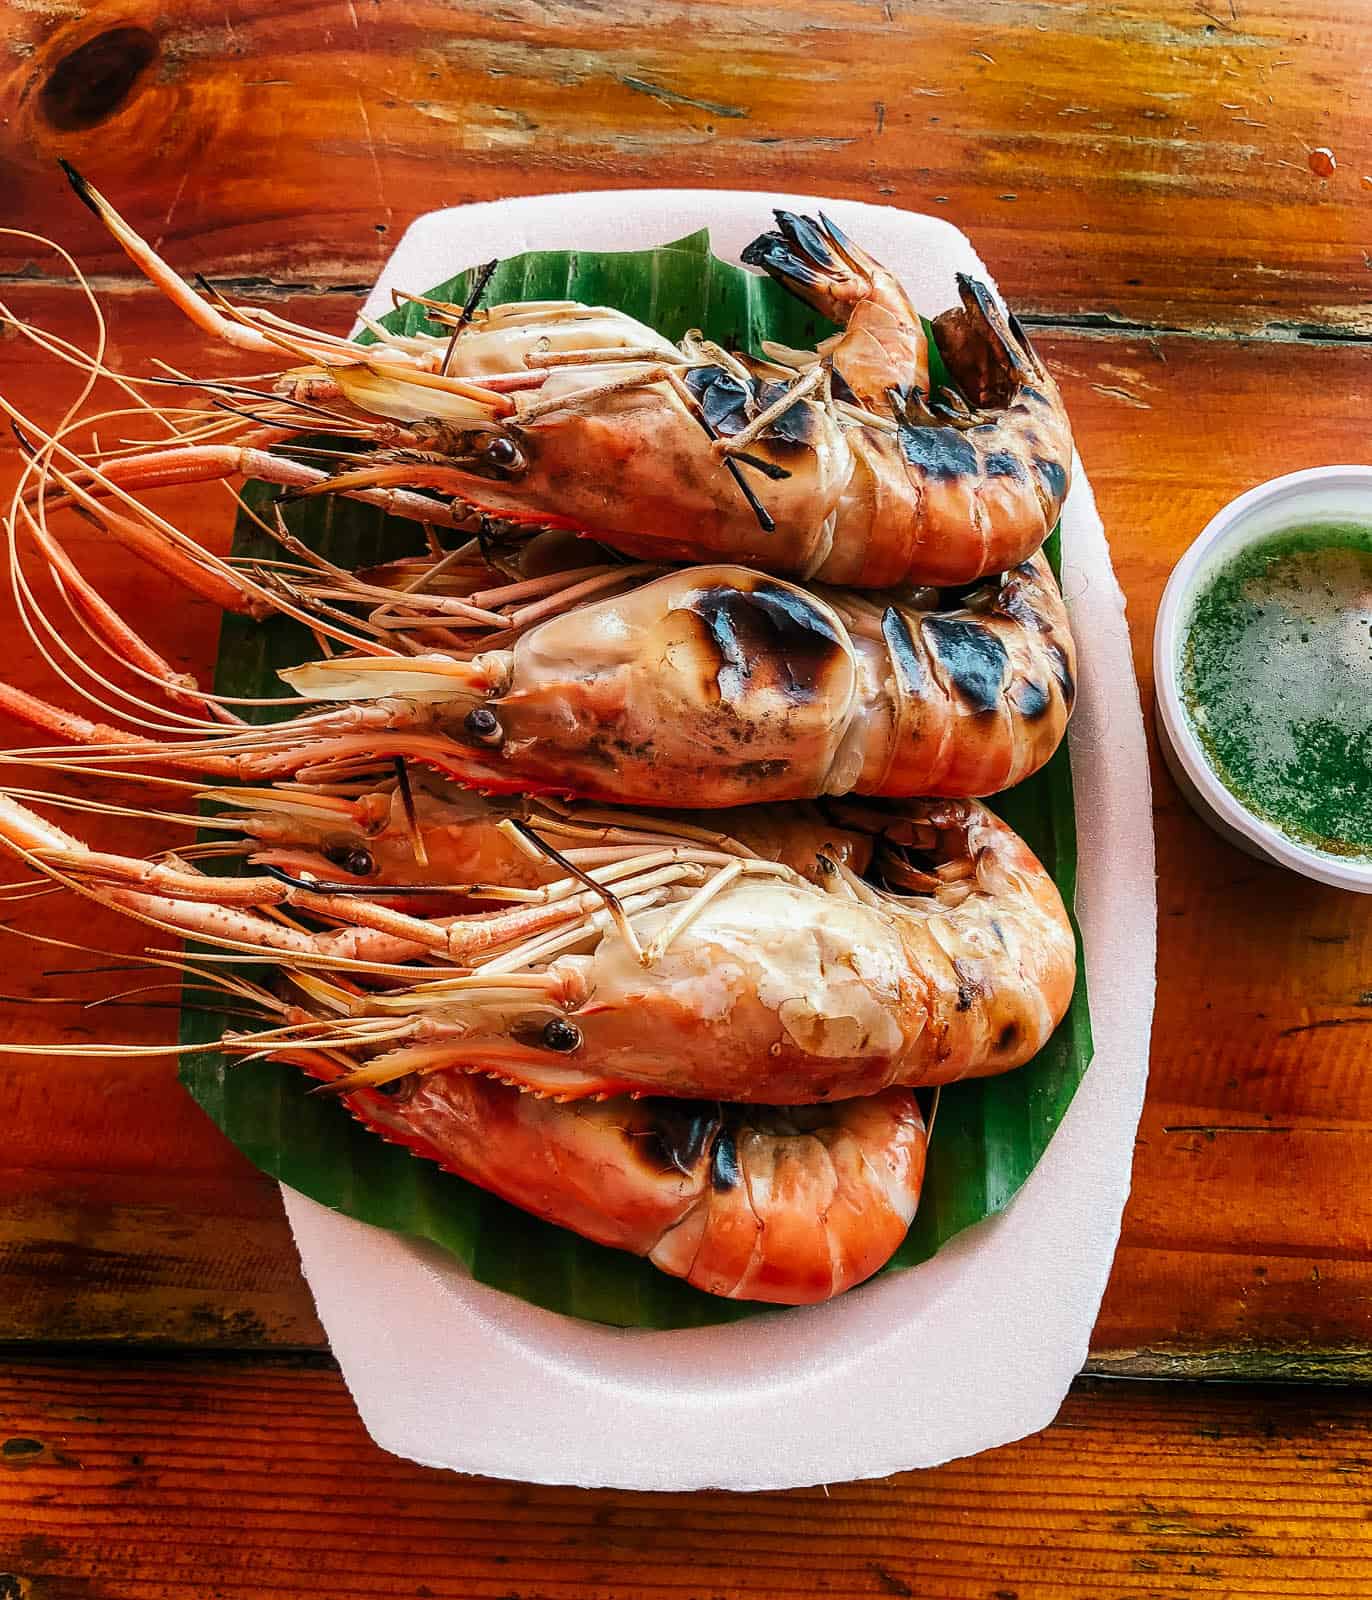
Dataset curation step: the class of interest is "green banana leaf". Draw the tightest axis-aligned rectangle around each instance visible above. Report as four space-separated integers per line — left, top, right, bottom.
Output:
180 230 1092 1328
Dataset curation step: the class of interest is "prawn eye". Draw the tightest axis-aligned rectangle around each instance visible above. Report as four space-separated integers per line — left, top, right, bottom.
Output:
541 1018 582 1053
485 435 518 467
463 706 504 747
323 841 376 877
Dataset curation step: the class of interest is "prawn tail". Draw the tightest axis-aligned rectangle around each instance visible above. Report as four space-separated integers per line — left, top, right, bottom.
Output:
740 210 878 322
933 275 1042 406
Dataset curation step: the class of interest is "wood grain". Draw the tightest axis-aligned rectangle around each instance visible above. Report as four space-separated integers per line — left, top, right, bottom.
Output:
5 1 1372 1581
2 0 1371 335
0 1362 1371 1598
0 281 1369 1366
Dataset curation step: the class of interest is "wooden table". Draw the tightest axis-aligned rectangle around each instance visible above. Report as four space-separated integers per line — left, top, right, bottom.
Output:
1 1 1370 1593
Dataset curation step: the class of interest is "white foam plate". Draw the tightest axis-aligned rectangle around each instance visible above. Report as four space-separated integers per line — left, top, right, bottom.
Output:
280 190 1156 1491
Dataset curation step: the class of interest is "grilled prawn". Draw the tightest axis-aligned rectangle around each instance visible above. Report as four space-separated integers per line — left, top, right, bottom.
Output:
0 549 1076 807
311 1066 928 1304
213 778 881 897
0 788 1075 1105
39 171 1074 588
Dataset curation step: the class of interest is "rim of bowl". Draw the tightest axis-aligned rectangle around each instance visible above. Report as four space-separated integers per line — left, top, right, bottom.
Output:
1153 464 1372 893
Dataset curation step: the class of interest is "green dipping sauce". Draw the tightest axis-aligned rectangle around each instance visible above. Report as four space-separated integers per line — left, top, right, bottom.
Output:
1180 521 1372 860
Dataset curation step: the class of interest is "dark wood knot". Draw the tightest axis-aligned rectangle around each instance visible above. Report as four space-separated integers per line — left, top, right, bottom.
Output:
40 27 158 132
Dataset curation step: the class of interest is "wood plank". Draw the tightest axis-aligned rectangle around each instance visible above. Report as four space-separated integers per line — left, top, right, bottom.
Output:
0 289 1370 1364
3 0 1372 334
1 1362 1371 1598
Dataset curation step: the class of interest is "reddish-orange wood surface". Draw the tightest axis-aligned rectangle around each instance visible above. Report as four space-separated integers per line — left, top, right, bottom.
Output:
2 0 1372 1590
3 0 1371 335
3 1363 1372 1598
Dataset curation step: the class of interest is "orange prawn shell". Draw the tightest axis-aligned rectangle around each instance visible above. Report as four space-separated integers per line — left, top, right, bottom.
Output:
307 1055 927 1306
438 557 1077 808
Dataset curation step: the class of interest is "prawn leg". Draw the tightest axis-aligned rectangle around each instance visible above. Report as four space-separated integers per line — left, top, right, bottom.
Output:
50 445 478 531
62 162 294 361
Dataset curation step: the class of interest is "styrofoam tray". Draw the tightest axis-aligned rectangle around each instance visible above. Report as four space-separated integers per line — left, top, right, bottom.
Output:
280 190 1157 1491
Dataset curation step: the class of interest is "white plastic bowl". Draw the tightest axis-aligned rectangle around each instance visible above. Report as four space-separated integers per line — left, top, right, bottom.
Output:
1154 465 1372 893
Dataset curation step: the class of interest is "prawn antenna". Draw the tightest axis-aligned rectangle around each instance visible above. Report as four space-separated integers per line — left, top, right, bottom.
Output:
439 259 500 376
664 370 775 533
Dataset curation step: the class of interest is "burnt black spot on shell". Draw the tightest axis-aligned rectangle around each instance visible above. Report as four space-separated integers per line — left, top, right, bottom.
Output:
996 1021 1021 1052
753 377 820 449
1012 679 1052 720
729 757 790 782
923 616 1009 713
1032 455 1069 502
711 1127 742 1191
636 1101 722 1179
689 581 846 706
830 369 857 405
881 605 930 700
684 366 752 435
898 424 981 480
684 365 817 452
1046 641 1076 709
953 958 986 1000
994 581 1043 632
983 450 1024 479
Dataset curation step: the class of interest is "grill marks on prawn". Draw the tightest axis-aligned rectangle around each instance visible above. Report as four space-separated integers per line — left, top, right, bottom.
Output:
682 365 821 457
921 616 1010 715
630 1100 727 1181
685 579 849 710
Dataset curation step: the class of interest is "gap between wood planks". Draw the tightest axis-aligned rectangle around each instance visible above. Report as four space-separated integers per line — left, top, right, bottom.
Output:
2 1340 1370 1383
4 272 1372 349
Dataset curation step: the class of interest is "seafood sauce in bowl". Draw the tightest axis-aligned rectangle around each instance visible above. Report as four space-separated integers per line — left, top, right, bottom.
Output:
1155 467 1372 891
